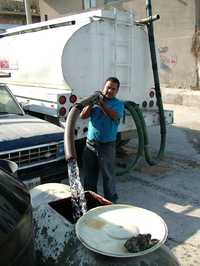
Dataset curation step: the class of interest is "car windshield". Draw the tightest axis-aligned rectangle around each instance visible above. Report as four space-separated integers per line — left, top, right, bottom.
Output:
0 85 24 115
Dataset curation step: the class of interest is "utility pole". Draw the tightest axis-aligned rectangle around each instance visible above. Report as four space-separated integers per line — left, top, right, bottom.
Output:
191 0 200 89
24 0 32 24
195 0 200 30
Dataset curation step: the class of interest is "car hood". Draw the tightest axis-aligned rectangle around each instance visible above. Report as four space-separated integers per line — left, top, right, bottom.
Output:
0 114 64 152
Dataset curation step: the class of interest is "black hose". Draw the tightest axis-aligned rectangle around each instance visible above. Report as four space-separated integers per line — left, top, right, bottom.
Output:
143 0 166 164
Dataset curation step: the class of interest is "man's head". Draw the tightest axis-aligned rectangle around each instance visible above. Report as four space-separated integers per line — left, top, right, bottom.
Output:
102 77 120 99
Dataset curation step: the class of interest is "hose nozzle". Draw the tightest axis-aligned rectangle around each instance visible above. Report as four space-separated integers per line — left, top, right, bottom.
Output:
76 91 102 110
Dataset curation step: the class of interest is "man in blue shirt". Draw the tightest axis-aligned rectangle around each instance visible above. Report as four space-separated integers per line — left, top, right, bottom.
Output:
80 77 124 203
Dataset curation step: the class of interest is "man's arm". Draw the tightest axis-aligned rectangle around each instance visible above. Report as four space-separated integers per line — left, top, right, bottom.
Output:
80 104 93 119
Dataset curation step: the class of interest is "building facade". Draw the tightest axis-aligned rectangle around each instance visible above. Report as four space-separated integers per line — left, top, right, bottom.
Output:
123 0 196 89
0 0 40 25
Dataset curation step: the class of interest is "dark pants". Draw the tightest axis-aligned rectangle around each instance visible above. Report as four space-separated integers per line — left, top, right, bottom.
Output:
82 140 117 202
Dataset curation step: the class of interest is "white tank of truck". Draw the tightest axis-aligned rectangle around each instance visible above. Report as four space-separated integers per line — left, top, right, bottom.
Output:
0 8 172 140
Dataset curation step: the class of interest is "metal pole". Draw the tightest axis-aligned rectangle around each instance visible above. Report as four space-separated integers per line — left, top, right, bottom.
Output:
195 0 200 30
194 0 200 88
24 0 32 24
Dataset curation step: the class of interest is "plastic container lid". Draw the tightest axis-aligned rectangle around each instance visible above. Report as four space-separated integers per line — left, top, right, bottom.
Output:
76 204 168 258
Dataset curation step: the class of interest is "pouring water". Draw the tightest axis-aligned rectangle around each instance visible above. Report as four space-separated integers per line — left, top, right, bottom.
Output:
67 158 87 222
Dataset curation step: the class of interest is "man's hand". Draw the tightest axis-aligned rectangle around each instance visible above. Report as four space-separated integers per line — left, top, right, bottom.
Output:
97 100 118 121
80 103 93 119
96 98 105 108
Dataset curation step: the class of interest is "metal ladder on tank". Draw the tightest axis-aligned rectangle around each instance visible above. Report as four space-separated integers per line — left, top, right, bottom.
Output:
113 10 133 92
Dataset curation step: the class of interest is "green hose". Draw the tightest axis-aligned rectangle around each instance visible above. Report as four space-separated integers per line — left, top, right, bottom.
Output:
116 101 144 175
129 101 166 166
116 99 166 175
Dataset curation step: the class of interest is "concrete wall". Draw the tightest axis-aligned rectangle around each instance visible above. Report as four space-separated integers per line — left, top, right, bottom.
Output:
38 0 197 89
122 0 196 89
39 0 83 20
39 0 105 20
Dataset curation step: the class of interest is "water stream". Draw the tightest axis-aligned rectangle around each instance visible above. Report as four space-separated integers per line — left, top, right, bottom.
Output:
67 158 87 222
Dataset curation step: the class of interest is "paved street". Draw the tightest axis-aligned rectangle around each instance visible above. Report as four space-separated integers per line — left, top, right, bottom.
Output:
113 104 200 266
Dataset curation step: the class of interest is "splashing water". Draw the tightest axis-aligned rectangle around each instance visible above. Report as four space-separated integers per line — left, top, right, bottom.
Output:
67 158 87 222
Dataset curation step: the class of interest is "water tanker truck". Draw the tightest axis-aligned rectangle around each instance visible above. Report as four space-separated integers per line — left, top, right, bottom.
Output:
0 7 173 165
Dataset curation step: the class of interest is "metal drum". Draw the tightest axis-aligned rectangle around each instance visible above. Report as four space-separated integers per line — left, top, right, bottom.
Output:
31 183 180 266
0 161 35 266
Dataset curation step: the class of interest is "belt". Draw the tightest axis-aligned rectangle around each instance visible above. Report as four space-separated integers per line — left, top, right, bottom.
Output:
86 139 115 146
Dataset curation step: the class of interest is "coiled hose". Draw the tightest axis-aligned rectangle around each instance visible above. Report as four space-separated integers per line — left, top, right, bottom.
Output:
117 98 166 175
129 100 166 166
116 101 144 175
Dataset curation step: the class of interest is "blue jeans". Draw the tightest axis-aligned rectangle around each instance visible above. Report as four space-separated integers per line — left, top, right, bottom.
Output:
83 140 117 202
